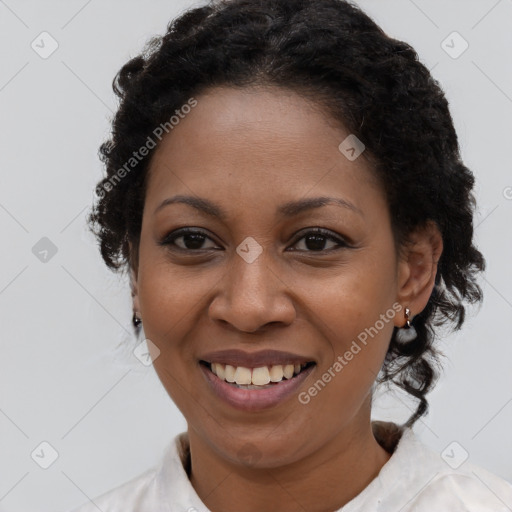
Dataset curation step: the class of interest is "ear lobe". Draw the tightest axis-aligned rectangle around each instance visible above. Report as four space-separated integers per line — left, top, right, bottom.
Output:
395 221 443 325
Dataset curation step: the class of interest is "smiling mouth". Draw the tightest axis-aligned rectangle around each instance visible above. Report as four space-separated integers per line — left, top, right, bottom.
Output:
199 360 316 389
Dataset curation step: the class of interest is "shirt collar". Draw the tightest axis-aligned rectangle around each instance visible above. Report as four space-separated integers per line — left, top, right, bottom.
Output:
154 422 411 512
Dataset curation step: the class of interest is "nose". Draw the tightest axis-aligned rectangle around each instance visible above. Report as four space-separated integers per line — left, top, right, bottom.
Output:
208 249 296 333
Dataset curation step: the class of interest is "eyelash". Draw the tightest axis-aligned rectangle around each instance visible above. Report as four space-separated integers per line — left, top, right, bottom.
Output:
160 227 350 254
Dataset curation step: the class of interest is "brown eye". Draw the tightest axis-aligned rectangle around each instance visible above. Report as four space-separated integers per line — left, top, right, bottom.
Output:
161 229 219 251
289 228 349 252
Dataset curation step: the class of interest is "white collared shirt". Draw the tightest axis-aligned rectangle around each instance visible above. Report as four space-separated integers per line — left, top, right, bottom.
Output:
68 425 512 512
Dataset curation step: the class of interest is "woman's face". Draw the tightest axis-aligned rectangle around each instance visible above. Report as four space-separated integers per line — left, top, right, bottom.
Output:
133 85 414 467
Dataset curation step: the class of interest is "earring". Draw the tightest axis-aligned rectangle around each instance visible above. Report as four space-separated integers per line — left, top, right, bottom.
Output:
395 306 417 343
403 307 412 328
132 312 142 327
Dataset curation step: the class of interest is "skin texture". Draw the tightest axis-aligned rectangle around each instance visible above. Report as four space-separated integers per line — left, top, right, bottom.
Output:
130 85 443 512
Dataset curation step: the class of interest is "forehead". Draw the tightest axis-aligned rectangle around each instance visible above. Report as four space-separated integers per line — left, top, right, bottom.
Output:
144 85 383 219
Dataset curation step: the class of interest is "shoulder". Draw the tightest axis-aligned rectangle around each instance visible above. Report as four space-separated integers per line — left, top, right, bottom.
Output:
65 432 192 512
410 470 512 511
379 427 512 511
66 466 159 512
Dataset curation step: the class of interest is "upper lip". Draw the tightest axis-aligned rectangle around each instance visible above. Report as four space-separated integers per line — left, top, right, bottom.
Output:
199 349 315 368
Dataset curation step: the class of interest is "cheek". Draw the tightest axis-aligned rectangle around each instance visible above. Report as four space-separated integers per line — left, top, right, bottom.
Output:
299 255 397 398
301 253 397 337
304 289 395 421
139 268 201 332
135 256 223 407
136 238 222 336
137 264 206 416
136 264 189 363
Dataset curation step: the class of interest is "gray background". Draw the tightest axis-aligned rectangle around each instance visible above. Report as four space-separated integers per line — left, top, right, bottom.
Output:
0 0 511 510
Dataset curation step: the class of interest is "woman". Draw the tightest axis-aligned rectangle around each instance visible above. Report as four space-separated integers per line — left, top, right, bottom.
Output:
70 0 512 510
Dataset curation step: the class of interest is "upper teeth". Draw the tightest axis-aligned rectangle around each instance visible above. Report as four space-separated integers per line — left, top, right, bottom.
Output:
210 363 307 385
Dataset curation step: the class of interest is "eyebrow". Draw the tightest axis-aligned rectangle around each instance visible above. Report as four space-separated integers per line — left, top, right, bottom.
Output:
153 195 363 220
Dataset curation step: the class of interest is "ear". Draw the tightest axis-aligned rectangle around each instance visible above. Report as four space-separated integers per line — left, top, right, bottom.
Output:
128 240 140 315
394 220 443 327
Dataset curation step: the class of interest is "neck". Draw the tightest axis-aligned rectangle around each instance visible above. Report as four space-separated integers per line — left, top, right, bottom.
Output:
187 417 392 512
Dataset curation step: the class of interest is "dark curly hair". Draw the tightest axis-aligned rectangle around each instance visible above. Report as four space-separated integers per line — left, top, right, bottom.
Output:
88 0 485 428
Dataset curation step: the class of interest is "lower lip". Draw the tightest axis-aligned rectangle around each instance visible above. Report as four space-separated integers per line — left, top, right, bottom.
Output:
200 363 315 411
